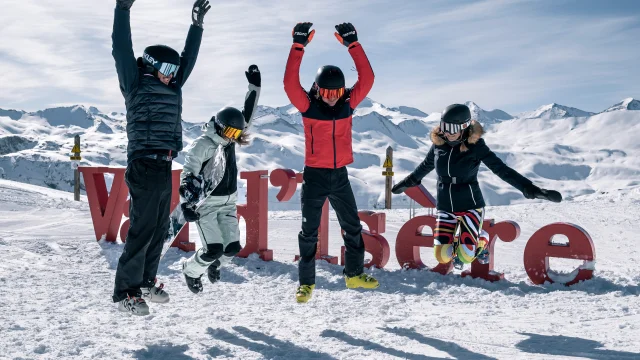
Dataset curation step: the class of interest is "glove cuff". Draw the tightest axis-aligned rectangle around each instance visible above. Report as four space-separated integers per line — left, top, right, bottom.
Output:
347 41 361 49
292 43 305 50
407 174 420 186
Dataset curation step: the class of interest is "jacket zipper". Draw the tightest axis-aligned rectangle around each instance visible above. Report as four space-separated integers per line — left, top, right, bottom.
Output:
469 184 477 206
310 126 314 154
447 149 453 210
332 117 337 168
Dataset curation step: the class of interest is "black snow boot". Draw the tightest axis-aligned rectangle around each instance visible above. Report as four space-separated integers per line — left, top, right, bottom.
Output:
207 261 221 284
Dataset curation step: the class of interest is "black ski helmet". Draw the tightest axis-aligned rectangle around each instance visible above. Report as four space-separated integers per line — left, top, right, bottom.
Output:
441 104 471 125
315 65 345 89
440 104 472 134
213 107 245 135
142 45 180 77
439 104 473 147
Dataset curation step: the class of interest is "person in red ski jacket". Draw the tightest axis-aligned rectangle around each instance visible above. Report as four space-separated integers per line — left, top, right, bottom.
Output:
283 22 378 303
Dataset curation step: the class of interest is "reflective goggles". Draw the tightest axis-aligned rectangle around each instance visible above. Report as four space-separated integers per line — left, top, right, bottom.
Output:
221 125 243 140
440 120 471 134
156 62 180 77
318 87 345 99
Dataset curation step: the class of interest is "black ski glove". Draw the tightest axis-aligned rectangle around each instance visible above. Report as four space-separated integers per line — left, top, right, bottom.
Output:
292 22 315 47
334 22 358 47
179 173 202 204
116 0 135 10
192 0 211 28
181 203 200 222
392 174 421 194
245 64 261 87
523 184 563 203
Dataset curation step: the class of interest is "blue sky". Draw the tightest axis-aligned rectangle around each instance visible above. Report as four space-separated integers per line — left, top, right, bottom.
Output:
0 0 638 120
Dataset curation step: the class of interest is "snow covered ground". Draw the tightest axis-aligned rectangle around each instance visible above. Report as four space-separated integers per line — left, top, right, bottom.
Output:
2 179 639 359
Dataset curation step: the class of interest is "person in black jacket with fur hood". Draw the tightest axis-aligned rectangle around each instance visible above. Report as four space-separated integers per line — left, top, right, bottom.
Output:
111 0 210 316
393 104 561 268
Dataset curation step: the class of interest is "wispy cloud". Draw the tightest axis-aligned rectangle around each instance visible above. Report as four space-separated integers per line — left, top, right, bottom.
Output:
0 0 638 118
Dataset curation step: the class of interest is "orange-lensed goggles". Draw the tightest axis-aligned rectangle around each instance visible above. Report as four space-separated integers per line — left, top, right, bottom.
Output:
222 126 243 139
318 87 345 99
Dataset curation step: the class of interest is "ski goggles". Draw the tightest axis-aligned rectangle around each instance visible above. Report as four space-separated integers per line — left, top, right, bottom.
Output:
144 52 180 77
221 125 243 140
155 62 180 77
318 87 345 99
440 120 471 134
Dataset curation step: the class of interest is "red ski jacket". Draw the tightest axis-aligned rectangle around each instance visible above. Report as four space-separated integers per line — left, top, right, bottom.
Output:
284 42 374 169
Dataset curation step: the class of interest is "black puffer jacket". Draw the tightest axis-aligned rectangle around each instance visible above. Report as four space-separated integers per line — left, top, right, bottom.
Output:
410 122 533 212
112 7 203 162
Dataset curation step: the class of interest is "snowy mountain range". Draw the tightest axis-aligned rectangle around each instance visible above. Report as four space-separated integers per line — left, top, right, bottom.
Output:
517 103 595 120
0 98 638 209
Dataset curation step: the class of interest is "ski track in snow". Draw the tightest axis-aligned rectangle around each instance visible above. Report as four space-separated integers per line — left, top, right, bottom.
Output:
1 180 639 359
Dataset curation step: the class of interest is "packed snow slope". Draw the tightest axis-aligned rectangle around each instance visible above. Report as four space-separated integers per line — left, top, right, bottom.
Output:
0 98 638 210
1 179 639 359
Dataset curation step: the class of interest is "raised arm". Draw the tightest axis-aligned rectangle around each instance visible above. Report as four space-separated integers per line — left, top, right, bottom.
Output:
175 0 209 88
242 65 261 131
283 22 315 113
112 1 139 96
334 23 375 109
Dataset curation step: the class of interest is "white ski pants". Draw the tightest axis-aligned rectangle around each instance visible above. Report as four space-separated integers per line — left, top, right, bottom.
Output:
183 192 240 278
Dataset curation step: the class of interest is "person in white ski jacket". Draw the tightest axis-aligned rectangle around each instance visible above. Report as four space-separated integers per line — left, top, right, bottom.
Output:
179 65 260 293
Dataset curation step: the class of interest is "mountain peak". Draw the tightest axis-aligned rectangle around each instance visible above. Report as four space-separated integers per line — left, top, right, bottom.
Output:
0 108 26 120
603 98 640 112
387 106 428 117
519 103 593 120
463 101 513 124
33 105 95 128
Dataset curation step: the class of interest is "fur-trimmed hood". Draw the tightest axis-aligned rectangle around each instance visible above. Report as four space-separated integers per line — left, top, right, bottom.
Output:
430 120 484 152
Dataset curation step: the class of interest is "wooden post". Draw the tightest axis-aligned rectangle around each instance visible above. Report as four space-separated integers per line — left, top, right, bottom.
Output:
383 146 393 209
410 199 414 219
72 135 81 201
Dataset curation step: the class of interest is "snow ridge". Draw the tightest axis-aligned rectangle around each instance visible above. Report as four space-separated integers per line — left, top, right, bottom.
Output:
0 97 639 209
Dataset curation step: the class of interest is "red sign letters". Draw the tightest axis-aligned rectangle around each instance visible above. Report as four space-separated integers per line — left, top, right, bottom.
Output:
80 167 595 286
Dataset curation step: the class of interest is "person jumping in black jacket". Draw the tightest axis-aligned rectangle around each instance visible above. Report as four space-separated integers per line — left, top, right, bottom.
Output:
392 104 562 269
111 0 210 316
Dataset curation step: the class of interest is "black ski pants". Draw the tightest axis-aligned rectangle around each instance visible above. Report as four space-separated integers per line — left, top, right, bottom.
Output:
298 166 365 285
112 156 172 302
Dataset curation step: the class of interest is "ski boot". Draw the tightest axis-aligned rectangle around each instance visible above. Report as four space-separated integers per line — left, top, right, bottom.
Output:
452 255 465 270
207 261 221 284
118 295 150 316
475 247 490 265
345 273 380 289
182 263 203 294
141 278 170 304
451 242 465 270
295 284 315 303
